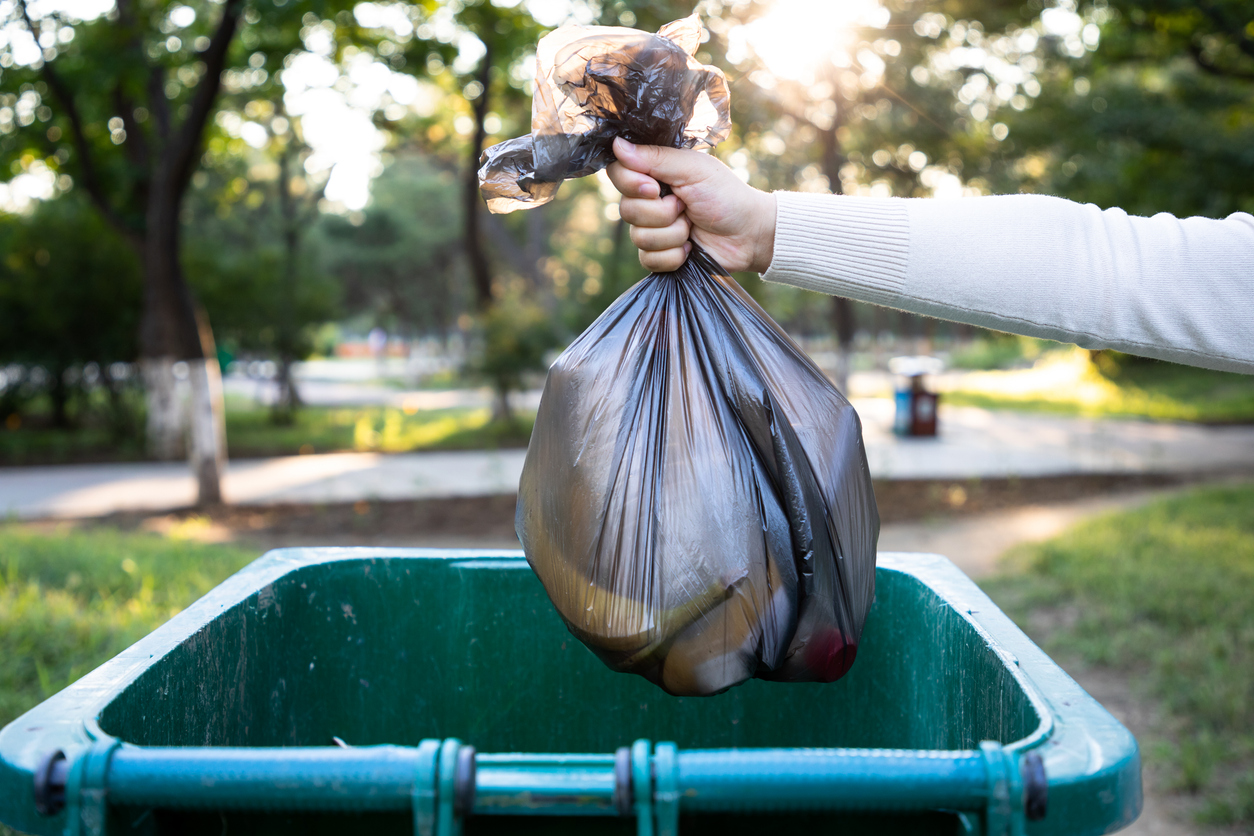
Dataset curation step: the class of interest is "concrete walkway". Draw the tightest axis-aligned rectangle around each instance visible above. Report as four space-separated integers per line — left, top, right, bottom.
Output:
856 399 1254 479
0 449 529 519
4 400 1254 519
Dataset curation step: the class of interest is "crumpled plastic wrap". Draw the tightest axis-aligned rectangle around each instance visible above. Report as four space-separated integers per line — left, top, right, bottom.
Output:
481 16 879 696
479 15 730 213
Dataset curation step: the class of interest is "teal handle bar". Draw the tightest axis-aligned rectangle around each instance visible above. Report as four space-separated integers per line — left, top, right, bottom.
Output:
472 753 619 815
51 737 1043 836
678 748 988 812
107 746 422 811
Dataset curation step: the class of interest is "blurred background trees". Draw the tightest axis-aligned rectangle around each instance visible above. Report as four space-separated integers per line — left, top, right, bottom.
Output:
3 0 1252 460
320 155 463 345
0 194 142 437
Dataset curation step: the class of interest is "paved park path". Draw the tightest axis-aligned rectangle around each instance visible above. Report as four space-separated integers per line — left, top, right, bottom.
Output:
4 399 1254 520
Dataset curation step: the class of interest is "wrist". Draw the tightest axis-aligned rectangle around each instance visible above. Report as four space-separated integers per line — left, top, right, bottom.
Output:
750 190 777 274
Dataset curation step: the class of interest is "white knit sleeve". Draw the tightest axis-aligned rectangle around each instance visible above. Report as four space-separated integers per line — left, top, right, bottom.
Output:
761 191 1254 374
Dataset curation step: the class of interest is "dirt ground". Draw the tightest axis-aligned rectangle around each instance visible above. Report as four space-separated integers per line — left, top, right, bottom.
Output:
53 471 1200 553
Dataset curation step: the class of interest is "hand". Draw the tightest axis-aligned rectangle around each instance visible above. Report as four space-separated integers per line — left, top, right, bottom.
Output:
607 137 777 274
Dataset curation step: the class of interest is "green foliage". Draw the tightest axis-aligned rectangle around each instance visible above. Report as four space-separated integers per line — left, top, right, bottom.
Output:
948 334 1060 370
320 156 465 336
0 524 255 728
0 390 147 465
0 195 140 366
0 399 536 463
469 293 560 413
997 0 1254 217
0 194 143 429
386 0 546 151
0 0 353 229
1088 348 1164 377
185 205 340 359
983 483 1254 825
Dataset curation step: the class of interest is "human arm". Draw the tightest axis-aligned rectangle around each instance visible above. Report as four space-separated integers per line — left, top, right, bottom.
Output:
608 139 1254 374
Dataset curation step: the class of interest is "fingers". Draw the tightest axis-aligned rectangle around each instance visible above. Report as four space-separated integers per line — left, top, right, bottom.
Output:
619 194 684 228
639 242 691 273
622 195 690 272
607 161 660 199
629 214 691 251
611 137 720 188
607 137 704 273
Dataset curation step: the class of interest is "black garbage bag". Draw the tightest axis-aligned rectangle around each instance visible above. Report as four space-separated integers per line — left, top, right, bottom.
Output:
481 15 879 696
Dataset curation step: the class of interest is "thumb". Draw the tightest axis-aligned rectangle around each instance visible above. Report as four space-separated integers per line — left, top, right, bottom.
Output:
612 138 716 188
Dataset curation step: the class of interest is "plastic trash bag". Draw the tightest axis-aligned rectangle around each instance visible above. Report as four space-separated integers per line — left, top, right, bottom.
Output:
481 16 879 696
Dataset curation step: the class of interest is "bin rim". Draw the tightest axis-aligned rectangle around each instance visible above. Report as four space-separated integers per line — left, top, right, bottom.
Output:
0 549 1141 836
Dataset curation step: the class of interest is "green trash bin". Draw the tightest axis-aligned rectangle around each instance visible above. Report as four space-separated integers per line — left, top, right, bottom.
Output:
0 550 1140 836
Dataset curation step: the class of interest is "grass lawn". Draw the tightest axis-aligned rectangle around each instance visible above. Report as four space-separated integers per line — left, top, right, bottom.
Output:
0 524 256 730
982 483 1254 827
0 421 145 466
944 348 1254 423
224 404 534 457
0 404 535 465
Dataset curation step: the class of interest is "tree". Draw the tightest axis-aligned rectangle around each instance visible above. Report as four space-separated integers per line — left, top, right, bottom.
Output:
320 154 466 341
0 194 142 433
413 1 541 312
993 0 1254 218
469 292 558 423
345 0 544 313
181 159 340 423
186 94 336 422
0 0 359 502
349 1 553 416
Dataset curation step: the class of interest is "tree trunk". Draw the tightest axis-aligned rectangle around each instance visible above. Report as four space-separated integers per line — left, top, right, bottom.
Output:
49 363 71 429
464 47 494 310
492 384 512 425
102 362 136 442
142 357 185 459
273 139 302 425
830 297 855 394
140 173 226 504
187 357 225 504
820 92 855 394
524 204 547 289
275 356 302 417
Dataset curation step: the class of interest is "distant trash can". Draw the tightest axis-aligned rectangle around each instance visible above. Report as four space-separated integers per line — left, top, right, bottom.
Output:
891 355 944 437
0 549 1141 836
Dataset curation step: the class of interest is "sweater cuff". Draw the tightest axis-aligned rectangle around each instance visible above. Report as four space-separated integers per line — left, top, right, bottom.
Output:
761 192 910 306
